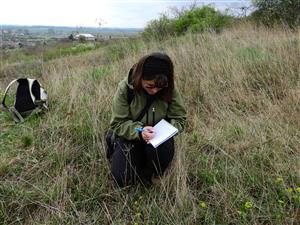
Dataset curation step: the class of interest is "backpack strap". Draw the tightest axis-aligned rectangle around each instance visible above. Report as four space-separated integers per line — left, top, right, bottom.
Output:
1 79 18 110
10 107 25 123
133 92 155 122
1 79 26 123
126 75 155 122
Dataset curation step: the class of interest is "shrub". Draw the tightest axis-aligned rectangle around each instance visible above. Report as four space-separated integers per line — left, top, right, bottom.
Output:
142 14 175 40
142 6 233 40
251 0 300 28
174 6 233 34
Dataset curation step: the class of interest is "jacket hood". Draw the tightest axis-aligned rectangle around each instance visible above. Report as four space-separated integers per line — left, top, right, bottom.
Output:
126 67 134 90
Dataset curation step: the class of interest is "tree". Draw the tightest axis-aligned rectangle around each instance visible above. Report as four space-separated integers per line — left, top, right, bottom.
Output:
68 34 74 41
78 35 86 43
251 0 300 28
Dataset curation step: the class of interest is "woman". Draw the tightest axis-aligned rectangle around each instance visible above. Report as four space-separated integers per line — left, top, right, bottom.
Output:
108 52 186 187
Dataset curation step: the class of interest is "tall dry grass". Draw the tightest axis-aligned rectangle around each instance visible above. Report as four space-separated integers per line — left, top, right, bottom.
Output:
0 23 299 224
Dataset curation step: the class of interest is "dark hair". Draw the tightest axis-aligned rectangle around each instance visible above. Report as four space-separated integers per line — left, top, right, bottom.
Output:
132 52 174 102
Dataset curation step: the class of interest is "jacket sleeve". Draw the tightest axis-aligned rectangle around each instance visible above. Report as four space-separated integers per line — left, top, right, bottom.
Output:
167 88 187 133
110 81 144 140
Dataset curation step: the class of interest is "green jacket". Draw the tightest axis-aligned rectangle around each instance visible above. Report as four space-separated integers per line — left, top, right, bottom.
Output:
110 72 187 141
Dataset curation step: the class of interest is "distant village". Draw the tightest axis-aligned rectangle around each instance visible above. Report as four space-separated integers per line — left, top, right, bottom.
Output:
0 26 142 50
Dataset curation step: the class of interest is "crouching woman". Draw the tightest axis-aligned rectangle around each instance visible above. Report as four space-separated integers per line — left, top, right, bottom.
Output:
107 52 186 187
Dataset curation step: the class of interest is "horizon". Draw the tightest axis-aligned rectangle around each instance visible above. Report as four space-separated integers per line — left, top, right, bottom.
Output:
0 24 144 30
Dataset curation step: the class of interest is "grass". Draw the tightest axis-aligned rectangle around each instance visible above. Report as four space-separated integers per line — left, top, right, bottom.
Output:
0 42 103 83
0 22 299 224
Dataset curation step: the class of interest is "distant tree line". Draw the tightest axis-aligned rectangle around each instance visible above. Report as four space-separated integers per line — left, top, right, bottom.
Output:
142 1 300 40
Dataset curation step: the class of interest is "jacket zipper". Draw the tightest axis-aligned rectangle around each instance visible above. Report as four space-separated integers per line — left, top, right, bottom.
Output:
152 107 155 126
146 110 149 125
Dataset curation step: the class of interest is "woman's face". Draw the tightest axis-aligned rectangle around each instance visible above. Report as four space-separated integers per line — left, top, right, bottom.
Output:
142 79 164 95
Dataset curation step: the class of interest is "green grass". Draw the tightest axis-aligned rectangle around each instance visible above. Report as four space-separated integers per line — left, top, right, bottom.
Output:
43 43 102 61
0 23 299 224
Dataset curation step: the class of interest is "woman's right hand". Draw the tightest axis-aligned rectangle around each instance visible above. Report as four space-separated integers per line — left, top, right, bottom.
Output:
141 126 155 144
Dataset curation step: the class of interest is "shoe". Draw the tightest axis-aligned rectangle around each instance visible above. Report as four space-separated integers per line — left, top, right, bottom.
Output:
141 178 152 187
151 175 161 185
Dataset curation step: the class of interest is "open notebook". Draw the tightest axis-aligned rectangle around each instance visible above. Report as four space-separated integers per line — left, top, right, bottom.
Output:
149 119 178 148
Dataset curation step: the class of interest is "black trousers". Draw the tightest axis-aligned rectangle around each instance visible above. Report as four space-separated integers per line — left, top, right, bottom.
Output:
111 137 174 187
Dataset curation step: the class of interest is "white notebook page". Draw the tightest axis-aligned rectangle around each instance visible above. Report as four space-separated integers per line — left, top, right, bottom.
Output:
149 119 178 148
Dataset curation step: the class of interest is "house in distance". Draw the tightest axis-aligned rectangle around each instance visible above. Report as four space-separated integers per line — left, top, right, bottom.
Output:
74 33 96 41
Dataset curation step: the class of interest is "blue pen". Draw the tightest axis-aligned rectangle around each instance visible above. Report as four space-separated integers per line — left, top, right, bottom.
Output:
135 127 144 132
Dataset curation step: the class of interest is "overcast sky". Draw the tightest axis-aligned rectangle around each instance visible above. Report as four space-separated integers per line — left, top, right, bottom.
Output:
0 0 252 28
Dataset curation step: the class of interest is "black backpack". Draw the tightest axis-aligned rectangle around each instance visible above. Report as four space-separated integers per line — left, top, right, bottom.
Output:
1 78 48 122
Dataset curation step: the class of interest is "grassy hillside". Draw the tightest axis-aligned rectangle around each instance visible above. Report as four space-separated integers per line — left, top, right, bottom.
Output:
0 23 299 224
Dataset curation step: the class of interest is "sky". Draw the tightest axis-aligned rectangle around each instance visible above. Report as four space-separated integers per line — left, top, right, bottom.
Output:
0 0 252 28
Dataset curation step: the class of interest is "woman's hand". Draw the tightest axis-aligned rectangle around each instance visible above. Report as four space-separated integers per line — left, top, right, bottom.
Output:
141 126 155 144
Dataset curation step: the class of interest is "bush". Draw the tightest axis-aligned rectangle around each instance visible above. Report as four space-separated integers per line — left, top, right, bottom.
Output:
142 6 233 40
251 0 300 28
142 14 175 40
174 6 233 34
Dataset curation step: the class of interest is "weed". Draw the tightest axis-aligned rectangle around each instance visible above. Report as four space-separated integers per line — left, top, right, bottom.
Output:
0 23 299 224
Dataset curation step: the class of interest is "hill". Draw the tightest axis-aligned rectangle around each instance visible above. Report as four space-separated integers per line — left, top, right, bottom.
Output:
1 24 143 35
0 23 299 224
